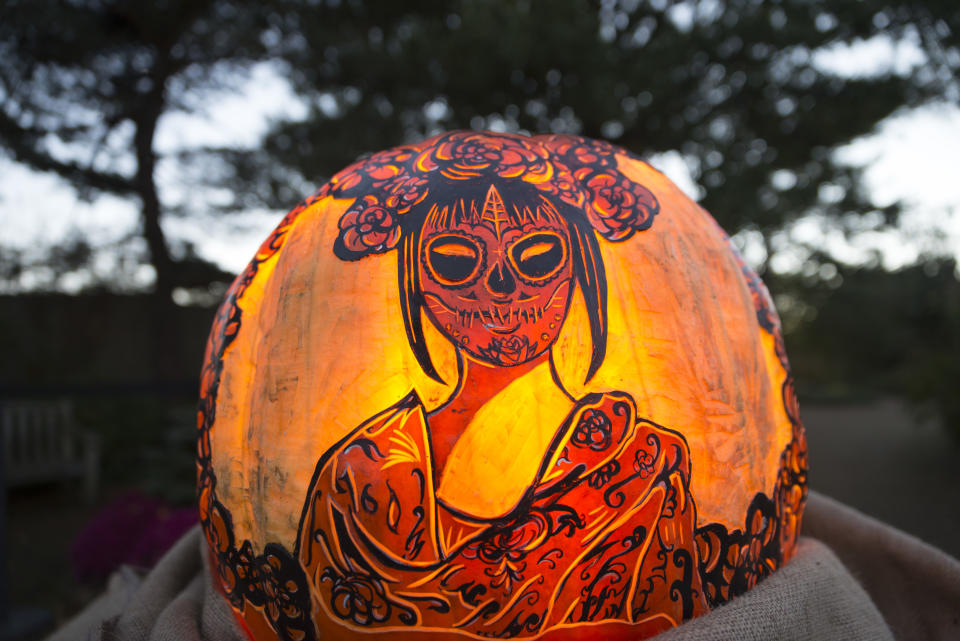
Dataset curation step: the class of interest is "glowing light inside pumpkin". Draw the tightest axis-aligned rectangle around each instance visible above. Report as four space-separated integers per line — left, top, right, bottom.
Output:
197 131 807 641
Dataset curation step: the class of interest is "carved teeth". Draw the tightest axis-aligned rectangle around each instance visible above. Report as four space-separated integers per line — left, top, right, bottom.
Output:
448 302 550 329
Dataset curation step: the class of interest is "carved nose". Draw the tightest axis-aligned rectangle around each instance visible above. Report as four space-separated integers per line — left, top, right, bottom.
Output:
486 262 516 295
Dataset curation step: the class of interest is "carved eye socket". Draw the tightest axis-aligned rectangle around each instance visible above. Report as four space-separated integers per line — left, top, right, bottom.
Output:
509 232 567 281
425 235 482 285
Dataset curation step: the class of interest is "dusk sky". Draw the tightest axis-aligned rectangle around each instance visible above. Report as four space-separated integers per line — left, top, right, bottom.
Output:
1 32 958 294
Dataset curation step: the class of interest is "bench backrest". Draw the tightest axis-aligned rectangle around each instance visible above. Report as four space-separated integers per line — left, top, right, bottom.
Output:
2 399 83 485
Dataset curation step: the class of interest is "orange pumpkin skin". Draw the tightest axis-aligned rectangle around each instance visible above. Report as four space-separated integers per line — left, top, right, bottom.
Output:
197 132 807 641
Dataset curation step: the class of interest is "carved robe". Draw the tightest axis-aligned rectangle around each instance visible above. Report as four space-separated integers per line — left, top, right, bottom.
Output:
295 391 709 639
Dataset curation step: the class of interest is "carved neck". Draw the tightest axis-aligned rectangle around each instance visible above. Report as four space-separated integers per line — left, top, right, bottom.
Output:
427 352 549 476
431 353 575 519
455 353 548 408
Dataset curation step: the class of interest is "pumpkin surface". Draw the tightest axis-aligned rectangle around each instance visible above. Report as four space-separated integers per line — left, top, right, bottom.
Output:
197 131 807 641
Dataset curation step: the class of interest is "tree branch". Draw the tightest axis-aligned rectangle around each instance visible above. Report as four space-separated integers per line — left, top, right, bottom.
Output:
0 111 136 196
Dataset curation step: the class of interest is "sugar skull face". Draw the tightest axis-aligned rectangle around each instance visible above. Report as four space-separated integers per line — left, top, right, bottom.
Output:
419 185 574 366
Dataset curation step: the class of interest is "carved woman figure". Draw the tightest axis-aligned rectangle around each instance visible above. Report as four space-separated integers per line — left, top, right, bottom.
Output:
293 132 710 639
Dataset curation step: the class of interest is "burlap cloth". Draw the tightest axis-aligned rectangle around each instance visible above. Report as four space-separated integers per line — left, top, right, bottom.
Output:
48 491 960 641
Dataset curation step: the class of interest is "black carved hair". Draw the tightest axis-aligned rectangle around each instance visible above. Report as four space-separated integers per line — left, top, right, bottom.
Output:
326 131 660 385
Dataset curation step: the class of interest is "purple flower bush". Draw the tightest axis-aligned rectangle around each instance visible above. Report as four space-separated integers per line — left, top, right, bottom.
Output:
71 490 198 583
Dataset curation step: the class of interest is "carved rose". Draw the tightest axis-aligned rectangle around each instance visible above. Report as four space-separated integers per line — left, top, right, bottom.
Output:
329 147 420 197
337 195 401 256
477 335 538 366
633 448 655 479
382 175 429 213
322 567 394 626
421 132 552 181
546 135 620 170
588 460 621 489
257 544 315 640
571 408 614 452
235 540 264 606
580 169 658 241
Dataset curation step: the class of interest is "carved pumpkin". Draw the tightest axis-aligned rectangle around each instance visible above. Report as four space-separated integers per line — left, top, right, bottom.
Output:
197 131 807 641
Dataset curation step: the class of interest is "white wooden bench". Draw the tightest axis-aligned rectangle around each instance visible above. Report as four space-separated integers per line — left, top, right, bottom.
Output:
2 399 100 502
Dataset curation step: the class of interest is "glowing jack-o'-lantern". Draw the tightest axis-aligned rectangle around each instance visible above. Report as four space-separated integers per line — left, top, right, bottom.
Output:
197 131 807 641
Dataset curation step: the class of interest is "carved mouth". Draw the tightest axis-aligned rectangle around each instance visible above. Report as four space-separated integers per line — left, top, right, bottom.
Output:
424 295 544 328
483 321 520 334
423 280 570 333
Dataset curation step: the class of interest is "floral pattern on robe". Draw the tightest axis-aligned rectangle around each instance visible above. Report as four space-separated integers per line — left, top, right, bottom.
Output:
295 390 709 638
